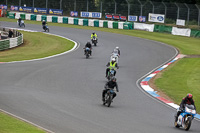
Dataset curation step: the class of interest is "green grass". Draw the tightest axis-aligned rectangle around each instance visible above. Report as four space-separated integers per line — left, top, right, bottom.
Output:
155 58 200 112
0 111 45 133
1 17 200 55
0 30 74 62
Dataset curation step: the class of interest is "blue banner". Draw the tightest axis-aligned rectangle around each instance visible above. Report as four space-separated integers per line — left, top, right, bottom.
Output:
33 8 47 14
128 16 137 21
81 12 102 18
0 5 7 10
10 5 19 11
49 9 63 15
19 6 33 13
139 16 146 22
70 11 78 17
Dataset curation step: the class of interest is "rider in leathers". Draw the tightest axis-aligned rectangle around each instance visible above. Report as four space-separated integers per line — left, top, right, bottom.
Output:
175 93 196 122
18 17 22 26
102 77 119 102
84 42 92 55
42 20 47 30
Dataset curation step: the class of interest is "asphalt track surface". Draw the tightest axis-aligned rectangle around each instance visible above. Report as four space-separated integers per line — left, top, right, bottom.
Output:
0 22 200 133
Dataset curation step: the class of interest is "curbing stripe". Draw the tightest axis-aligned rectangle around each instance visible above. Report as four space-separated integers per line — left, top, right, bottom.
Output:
140 54 200 120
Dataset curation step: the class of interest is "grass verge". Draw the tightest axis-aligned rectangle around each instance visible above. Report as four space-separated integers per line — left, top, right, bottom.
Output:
0 111 45 133
0 30 74 62
0 17 199 55
155 58 200 112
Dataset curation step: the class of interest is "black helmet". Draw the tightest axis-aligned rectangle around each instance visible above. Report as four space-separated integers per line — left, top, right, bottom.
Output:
92 32 95 34
111 77 116 82
87 42 90 44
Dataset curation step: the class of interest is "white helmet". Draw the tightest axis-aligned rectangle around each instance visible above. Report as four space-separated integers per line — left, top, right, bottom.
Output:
43 20 45 22
116 47 119 50
111 58 116 62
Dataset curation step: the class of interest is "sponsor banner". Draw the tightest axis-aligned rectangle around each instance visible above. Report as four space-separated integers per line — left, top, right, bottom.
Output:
176 19 185 26
33 8 47 14
19 6 33 13
148 13 165 23
120 16 127 21
139 16 146 22
70 11 78 17
105 14 112 19
113 15 120 20
128 15 137 21
81 12 102 18
49 9 63 15
10 5 19 11
0 5 7 10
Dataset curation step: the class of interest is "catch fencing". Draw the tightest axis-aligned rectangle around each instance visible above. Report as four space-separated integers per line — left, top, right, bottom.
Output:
1 0 200 26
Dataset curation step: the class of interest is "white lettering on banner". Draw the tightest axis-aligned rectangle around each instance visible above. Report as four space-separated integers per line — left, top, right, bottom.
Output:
128 16 137 21
148 13 165 23
81 12 102 18
176 19 185 26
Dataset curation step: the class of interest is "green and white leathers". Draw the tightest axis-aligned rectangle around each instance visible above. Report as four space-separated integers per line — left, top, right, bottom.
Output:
109 61 117 70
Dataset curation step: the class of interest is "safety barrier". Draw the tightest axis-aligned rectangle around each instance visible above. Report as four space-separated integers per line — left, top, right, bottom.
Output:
8 12 200 38
0 27 23 51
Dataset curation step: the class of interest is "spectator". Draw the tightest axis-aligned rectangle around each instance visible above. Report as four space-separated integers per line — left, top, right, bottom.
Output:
0 32 1 40
8 29 13 38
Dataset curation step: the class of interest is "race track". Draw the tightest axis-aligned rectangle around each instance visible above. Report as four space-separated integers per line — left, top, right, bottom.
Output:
0 22 200 133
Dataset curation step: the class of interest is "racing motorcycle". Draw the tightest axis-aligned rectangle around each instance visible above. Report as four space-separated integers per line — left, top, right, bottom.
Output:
17 20 25 27
43 24 49 32
84 47 91 59
103 88 115 107
92 36 97 46
174 104 196 131
107 68 115 81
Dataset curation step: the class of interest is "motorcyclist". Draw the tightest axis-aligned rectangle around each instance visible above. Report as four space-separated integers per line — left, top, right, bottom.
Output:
106 58 119 78
18 17 22 26
175 93 196 122
42 20 47 30
112 46 120 56
102 77 119 102
91 32 98 43
84 42 92 55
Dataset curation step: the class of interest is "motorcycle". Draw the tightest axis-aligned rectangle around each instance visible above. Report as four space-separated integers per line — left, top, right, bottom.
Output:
174 104 196 131
84 47 91 59
107 68 115 81
103 88 115 107
17 20 25 27
92 36 97 46
43 24 49 32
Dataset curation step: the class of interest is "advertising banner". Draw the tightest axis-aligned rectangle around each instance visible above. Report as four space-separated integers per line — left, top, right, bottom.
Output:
49 9 63 15
33 8 47 14
19 6 33 13
176 19 185 26
112 15 120 20
105 14 112 19
128 15 137 21
70 11 78 17
81 12 102 18
139 16 146 22
0 5 7 10
120 16 127 21
10 5 19 11
148 13 165 23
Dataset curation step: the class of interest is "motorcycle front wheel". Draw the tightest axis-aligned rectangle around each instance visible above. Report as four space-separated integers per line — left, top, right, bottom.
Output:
184 117 192 131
